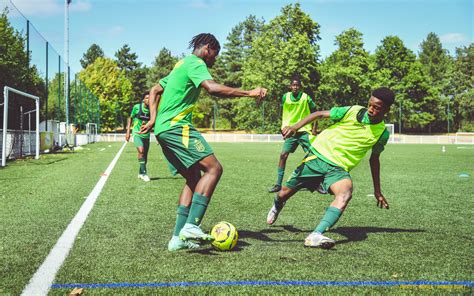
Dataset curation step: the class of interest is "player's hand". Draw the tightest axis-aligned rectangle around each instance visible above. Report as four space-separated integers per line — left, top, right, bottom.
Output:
139 122 153 134
282 126 297 139
249 88 267 100
125 133 130 142
311 129 318 136
375 192 389 209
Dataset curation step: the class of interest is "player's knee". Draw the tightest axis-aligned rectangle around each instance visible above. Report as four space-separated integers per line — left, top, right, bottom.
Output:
280 152 289 160
336 191 352 206
212 161 223 178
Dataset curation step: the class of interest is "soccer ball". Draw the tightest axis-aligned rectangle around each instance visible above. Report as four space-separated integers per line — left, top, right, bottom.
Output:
210 221 238 251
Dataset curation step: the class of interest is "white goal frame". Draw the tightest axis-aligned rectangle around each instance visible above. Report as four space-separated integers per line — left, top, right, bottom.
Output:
385 123 395 143
455 132 474 145
2 86 40 167
86 123 98 143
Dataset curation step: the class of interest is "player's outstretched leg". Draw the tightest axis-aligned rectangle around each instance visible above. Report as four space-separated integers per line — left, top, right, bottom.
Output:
305 179 352 249
267 186 297 225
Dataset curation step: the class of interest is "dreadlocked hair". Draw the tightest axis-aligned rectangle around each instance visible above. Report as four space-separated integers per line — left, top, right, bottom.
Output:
188 33 221 52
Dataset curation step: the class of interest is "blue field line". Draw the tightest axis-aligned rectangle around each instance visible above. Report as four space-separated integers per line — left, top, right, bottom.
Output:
51 280 474 289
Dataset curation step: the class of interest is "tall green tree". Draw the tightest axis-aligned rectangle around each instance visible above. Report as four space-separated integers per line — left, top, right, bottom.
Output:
419 33 452 86
205 15 264 129
115 44 147 104
79 57 133 130
146 47 178 88
450 44 474 131
241 3 321 132
317 28 372 109
0 9 44 127
80 44 104 69
374 36 437 131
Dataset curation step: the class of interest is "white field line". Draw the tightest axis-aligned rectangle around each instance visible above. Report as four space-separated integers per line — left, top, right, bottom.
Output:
21 142 127 296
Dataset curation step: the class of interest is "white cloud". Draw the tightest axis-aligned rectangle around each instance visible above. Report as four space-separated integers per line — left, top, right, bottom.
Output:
10 0 90 17
440 33 469 43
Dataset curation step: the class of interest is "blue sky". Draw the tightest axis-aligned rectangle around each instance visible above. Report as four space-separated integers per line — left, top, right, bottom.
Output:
6 0 473 74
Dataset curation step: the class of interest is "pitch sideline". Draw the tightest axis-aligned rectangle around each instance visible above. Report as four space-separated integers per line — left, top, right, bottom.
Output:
21 142 128 296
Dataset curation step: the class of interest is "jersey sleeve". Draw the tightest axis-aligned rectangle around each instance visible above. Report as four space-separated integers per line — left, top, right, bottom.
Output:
307 96 317 112
372 129 390 155
159 75 169 88
329 106 351 121
281 94 286 105
130 104 138 118
188 59 213 87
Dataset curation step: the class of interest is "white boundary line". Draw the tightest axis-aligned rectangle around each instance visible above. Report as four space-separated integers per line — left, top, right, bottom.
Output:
21 142 128 296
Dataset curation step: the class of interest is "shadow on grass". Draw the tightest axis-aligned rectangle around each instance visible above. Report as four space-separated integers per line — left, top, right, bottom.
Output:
237 225 425 247
189 240 251 255
5 157 68 166
331 226 425 245
150 177 182 181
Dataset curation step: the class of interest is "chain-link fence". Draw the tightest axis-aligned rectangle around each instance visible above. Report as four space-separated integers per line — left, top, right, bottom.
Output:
1 0 100 161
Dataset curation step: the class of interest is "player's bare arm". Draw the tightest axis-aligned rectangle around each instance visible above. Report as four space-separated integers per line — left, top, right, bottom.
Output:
369 153 389 209
139 84 163 134
200 80 267 100
125 117 132 141
282 110 330 139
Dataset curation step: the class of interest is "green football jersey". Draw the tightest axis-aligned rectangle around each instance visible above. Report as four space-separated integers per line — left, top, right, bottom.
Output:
154 54 213 135
130 103 150 139
310 105 389 171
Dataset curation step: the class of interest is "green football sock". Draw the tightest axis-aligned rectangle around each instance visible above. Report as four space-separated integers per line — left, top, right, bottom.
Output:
276 167 285 186
186 193 210 226
274 194 285 210
315 206 342 234
138 157 146 174
173 205 190 236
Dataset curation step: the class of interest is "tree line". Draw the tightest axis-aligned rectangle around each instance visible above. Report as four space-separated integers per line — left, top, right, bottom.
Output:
2 4 473 133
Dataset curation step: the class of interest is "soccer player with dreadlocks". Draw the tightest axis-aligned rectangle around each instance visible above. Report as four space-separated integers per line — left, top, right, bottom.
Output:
141 33 267 251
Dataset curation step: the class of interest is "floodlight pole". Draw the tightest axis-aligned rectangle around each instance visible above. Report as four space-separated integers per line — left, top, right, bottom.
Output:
64 0 70 126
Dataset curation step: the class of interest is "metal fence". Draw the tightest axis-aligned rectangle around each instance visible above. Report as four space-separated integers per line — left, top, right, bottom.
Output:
96 133 473 145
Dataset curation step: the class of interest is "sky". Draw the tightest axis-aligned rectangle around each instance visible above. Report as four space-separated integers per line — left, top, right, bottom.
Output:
4 0 473 75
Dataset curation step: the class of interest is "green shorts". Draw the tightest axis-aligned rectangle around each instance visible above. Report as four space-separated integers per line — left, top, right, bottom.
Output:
133 135 150 149
157 125 213 174
282 132 311 153
285 153 351 193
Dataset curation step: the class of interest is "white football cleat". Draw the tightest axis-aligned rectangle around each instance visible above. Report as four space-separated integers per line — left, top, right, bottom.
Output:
267 203 284 225
138 174 150 182
304 232 335 249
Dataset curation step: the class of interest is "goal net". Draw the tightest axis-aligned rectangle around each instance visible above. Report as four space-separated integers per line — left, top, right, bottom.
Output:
86 123 98 144
455 132 474 145
1 86 40 167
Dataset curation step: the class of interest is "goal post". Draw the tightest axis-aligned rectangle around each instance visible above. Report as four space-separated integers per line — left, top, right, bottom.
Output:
455 132 474 144
2 86 40 167
86 122 98 144
385 123 395 143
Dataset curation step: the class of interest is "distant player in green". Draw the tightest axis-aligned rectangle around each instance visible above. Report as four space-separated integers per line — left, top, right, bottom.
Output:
267 87 394 249
141 33 267 251
268 75 317 193
126 92 151 182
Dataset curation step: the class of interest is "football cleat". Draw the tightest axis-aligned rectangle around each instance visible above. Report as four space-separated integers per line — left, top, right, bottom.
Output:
138 174 151 182
267 202 285 225
268 184 282 193
179 223 214 241
168 236 200 251
304 232 335 249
